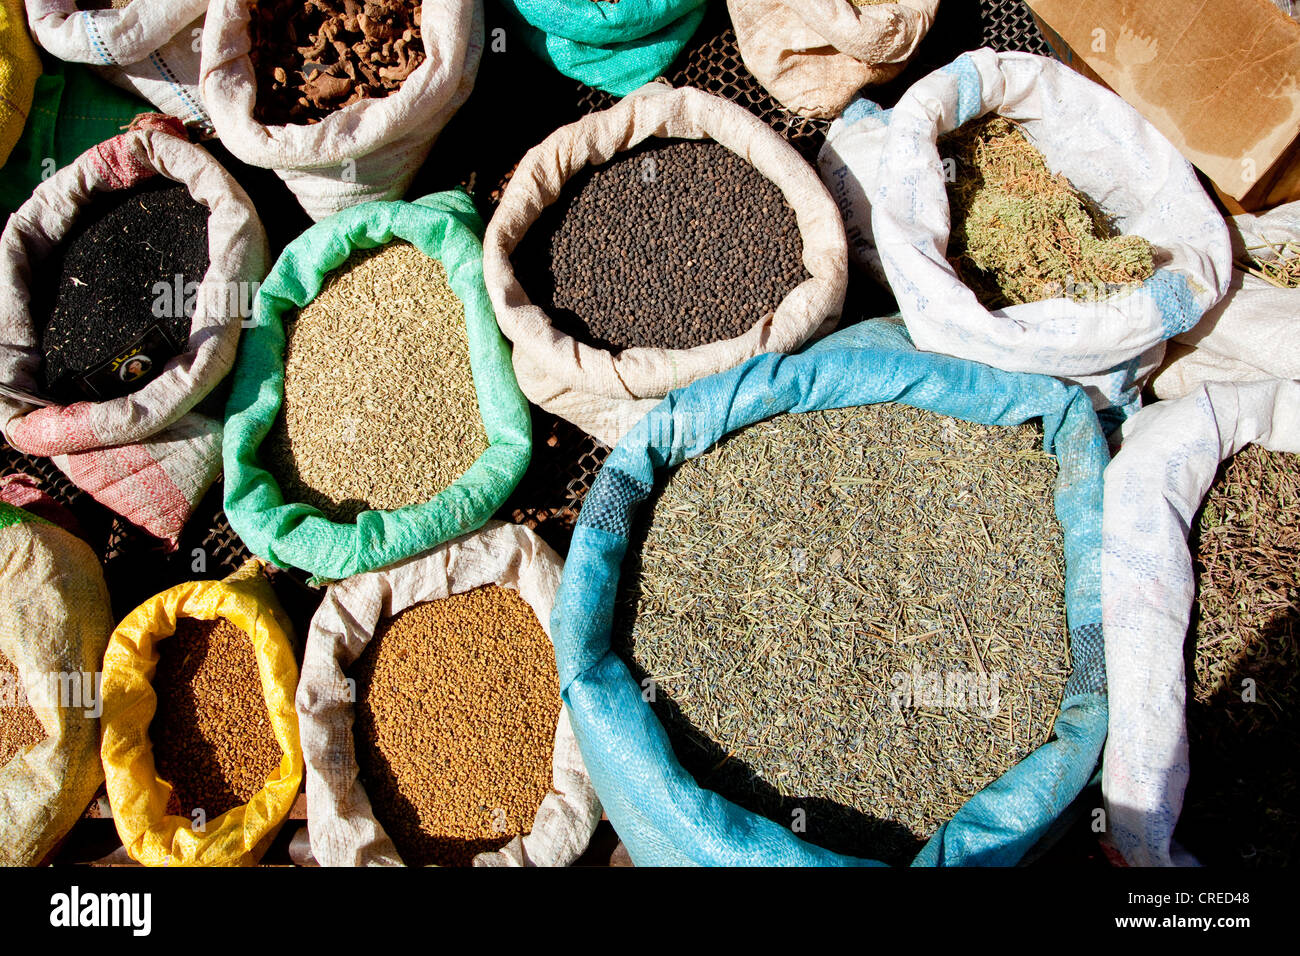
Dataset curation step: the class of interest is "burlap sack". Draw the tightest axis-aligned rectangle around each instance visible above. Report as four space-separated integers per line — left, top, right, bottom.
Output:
728 0 938 119
1101 379 1300 866
297 521 602 867
0 115 269 543
0 500 114 867
25 0 210 127
1150 201 1300 401
483 82 849 446
200 0 482 221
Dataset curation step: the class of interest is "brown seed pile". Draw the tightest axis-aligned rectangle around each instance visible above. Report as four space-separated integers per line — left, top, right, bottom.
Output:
265 241 488 523
350 586 561 867
0 649 46 768
940 116 1155 309
249 0 426 126
512 138 809 353
616 402 1070 863
149 617 283 821
1182 445 1300 867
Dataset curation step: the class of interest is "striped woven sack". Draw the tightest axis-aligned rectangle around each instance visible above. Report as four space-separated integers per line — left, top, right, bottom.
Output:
0 115 268 543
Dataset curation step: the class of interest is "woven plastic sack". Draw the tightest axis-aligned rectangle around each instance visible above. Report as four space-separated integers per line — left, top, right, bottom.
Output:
484 82 848 447
297 521 601 867
1151 201 1300 401
201 0 482 221
1100 379 1300 867
552 318 1109 866
818 49 1232 424
0 500 113 866
0 0 40 166
727 0 937 120
0 116 269 544
25 0 209 128
224 190 532 583
99 559 303 867
0 57 150 217
500 0 707 97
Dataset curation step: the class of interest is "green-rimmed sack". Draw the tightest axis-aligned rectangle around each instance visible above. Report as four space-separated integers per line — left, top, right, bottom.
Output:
552 319 1110 866
500 0 708 96
223 190 531 583
0 499 115 866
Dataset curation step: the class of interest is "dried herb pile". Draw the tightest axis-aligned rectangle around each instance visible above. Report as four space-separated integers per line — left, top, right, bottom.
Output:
249 0 426 126
616 402 1071 863
513 138 808 353
0 649 46 768
940 116 1155 309
266 241 488 523
1181 445 1300 867
351 586 561 867
1236 241 1300 289
150 617 284 820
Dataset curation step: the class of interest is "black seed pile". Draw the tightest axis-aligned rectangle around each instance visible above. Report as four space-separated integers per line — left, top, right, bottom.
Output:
34 179 210 401
512 138 809 353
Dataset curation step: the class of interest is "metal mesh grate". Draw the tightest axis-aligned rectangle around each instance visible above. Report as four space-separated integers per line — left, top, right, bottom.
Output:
979 0 1052 55
573 5 830 160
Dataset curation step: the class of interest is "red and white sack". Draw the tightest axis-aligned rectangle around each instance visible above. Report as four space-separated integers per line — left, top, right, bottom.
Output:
0 116 269 544
483 82 849 447
1101 379 1300 866
200 0 483 221
24 0 210 128
1151 201 1300 401
727 0 937 119
296 521 602 867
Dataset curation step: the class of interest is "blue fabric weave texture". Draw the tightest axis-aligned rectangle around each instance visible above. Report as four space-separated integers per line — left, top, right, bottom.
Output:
553 320 1110 866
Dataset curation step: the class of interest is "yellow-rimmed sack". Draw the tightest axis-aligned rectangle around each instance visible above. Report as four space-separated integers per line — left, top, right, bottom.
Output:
0 0 40 166
100 559 302 867
0 500 114 866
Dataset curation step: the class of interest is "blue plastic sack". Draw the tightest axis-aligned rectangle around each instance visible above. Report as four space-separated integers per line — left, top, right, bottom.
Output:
499 0 708 96
552 319 1110 866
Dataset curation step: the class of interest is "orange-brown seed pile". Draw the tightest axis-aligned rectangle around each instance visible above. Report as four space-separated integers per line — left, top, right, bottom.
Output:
351 585 560 867
150 618 283 821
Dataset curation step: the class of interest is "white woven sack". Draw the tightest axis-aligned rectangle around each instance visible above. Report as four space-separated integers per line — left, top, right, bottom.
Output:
0 118 268 541
1151 201 1300 401
25 0 210 127
296 521 602 868
200 0 482 221
483 82 848 447
1101 379 1300 866
727 0 937 119
819 49 1231 418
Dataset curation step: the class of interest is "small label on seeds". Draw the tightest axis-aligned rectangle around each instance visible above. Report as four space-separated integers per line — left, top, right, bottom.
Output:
75 324 180 400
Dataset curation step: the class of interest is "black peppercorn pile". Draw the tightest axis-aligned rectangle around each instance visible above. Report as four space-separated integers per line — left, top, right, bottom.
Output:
513 138 808 353
34 179 210 401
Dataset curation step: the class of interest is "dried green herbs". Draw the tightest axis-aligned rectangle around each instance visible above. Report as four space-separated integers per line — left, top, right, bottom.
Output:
941 116 1155 309
615 402 1070 863
1181 445 1300 867
266 241 488 523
